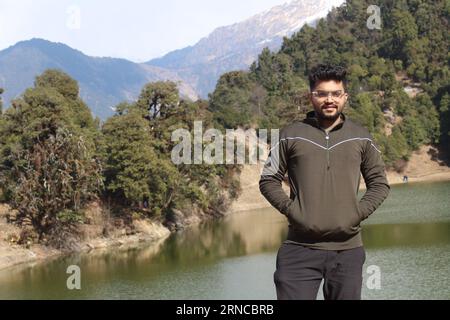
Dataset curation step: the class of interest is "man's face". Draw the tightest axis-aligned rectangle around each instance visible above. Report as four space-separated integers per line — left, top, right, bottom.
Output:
309 80 348 121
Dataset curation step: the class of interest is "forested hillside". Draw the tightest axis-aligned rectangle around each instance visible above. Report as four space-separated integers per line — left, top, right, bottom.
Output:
0 71 239 247
209 0 449 169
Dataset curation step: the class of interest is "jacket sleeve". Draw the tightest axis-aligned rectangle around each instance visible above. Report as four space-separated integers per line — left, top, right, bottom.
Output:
358 136 390 220
259 135 292 215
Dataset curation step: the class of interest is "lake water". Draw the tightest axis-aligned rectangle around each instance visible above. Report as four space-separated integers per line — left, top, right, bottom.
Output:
0 180 449 299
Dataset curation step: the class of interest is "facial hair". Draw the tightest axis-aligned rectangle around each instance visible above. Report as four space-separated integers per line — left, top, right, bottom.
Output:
316 104 341 121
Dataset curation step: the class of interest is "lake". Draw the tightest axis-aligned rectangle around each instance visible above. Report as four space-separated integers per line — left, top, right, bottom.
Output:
0 180 449 299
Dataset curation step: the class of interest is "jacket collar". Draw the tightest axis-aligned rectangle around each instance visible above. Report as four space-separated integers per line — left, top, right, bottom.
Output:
304 110 346 132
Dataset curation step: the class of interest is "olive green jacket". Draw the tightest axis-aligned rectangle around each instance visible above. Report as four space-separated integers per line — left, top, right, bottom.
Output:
259 111 390 250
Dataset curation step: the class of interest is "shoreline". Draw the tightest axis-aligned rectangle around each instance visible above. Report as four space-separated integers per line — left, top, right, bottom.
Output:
0 233 171 272
230 167 450 213
382 170 450 186
0 206 172 271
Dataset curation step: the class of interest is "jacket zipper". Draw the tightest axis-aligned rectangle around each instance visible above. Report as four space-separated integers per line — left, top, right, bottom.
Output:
325 132 330 170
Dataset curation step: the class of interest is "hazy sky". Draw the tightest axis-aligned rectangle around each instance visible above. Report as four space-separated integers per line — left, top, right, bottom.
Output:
0 0 291 62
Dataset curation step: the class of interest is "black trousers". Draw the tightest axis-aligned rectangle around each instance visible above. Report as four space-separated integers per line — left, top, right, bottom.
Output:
274 241 366 300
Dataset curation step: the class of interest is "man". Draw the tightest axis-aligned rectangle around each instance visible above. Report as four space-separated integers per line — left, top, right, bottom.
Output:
259 64 390 300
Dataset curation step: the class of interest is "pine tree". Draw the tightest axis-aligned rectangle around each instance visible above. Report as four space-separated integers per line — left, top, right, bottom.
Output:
0 70 102 240
103 81 240 219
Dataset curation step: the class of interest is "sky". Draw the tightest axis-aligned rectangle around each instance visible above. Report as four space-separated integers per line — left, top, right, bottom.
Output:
0 0 291 62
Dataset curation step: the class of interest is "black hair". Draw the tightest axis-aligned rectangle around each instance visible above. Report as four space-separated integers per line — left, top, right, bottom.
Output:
308 64 347 91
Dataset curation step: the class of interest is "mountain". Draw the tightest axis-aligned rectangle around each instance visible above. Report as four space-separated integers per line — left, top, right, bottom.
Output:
0 0 344 118
0 39 198 119
147 0 345 98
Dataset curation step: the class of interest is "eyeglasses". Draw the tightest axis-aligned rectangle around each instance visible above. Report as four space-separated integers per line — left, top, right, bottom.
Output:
311 90 346 99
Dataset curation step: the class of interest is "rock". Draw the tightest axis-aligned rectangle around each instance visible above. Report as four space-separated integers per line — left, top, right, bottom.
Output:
165 208 186 231
125 226 135 235
0 204 13 218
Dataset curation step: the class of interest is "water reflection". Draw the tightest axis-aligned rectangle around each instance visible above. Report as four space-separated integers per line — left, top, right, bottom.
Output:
0 181 449 299
363 222 450 248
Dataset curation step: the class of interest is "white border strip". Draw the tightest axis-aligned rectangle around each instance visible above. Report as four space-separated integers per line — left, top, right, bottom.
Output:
271 136 381 153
